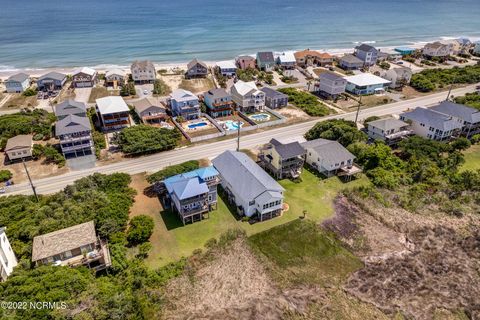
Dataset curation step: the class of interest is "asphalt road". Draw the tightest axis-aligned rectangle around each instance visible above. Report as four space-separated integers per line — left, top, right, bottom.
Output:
3 85 477 196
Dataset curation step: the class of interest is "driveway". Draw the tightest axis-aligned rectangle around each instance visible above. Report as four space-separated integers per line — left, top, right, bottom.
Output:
66 154 96 171
136 84 154 97
74 87 92 103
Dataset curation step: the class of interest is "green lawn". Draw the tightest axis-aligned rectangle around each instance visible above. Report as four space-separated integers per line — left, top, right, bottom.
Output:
461 144 480 171
145 169 369 268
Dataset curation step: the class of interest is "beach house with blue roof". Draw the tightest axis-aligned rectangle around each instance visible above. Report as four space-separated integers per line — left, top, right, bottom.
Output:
162 166 220 225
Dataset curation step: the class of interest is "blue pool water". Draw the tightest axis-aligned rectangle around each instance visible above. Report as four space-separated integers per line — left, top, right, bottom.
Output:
250 113 271 121
187 122 208 129
223 120 244 131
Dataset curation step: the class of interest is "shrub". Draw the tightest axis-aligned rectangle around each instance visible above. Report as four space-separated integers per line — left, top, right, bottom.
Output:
127 215 154 245
117 125 181 155
0 170 12 182
278 88 330 117
152 79 171 96
147 160 200 183
33 133 44 141
22 88 37 97
137 242 152 258
305 119 367 146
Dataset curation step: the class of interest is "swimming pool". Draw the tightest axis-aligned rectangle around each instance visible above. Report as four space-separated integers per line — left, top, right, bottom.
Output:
222 120 244 131
187 121 208 129
249 113 271 121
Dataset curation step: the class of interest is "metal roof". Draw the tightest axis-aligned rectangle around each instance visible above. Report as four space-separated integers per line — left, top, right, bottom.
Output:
367 118 409 131
212 150 284 202
96 96 129 114
430 101 480 124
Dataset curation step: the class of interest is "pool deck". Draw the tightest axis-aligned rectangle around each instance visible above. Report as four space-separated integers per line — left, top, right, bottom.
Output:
245 110 280 124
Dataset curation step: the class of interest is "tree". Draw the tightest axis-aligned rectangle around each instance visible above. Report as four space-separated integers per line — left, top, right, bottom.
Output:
305 119 367 147
152 79 171 96
127 215 154 245
0 170 12 182
117 125 181 155
363 115 380 126
137 242 152 258
147 160 200 184
450 137 471 151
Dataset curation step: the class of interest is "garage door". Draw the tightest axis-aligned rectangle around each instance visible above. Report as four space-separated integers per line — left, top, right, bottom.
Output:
75 81 91 88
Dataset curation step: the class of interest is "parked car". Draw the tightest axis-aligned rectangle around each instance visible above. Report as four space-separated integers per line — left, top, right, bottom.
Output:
143 89 149 95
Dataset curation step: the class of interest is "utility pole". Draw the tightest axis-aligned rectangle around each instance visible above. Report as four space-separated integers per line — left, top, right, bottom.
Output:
236 118 241 151
22 158 39 202
446 82 454 101
354 94 363 124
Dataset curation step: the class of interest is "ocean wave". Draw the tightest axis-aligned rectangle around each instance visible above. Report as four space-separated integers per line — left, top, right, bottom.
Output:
352 40 376 45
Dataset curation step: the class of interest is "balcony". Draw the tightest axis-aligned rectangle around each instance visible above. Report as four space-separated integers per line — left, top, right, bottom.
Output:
62 240 111 271
385 129 413 140
60 134 92 143
61 142 93 152
180 204 209 216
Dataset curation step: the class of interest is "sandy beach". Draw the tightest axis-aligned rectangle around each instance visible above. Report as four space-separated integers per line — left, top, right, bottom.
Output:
0 38 468 80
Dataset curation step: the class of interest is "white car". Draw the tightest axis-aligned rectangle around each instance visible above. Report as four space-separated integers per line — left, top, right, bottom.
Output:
143 89 149 95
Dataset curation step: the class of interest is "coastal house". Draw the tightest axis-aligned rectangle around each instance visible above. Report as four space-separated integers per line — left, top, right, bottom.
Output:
259 138 306 179
275 52 296 69
474 42 480 55
317 52 334 66
131 97 168 124
354 44 379 66
317 71 347 99
55 99 87 120
256 52 275 71
56 114 94 158
31 221 111 272
161 166 220 225
55 100 94 158
430 101 480 138
0 227 18 282
5 73 30 93
338 54 364 70
105 68 128 87
394 47 416 56
37 72 67 91
366 118 413 146
72 67 98 88
96 96 131 131
131 60 156 83
260 87 288 109
301 138 360 177
380 66 412 89
212 150 285 221
186 59 209 79
294 49 322 67
168 89 201 120
236 55 256 70
422 42 450 58
203 88 234 118
344 73 391 95
5 135 33 161
215 60 237 77
400 107 463 141
230 80 265 113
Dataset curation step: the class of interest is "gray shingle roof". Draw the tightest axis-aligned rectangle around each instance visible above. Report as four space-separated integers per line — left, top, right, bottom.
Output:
260 87 288 99
55 99 87 118
400 107 463 131
355 44 377 52
38 71 66 81
319 71 344 82
257 52 275 63
367 118 409 131
340 54 363 64
212 150 284 202
187 58 207 70
205 88 231 100
32 221 97 262
430 101 480 124
56 114 91 136
7 73 29 83
301 138 355 164
131 60 155 70
270 138 305 159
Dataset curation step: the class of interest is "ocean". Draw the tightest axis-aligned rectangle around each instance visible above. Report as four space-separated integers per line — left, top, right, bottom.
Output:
1 0 479 70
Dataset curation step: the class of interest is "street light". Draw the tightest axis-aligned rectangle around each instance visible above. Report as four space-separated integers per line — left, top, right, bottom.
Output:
22 158 39 202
